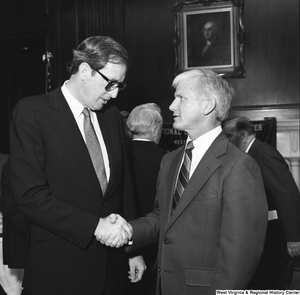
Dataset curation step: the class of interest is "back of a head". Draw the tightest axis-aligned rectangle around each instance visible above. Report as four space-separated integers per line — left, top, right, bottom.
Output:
172 69 235 122
120 110 130 121
232 117 255 136
127 103 163 138
66 36 131 74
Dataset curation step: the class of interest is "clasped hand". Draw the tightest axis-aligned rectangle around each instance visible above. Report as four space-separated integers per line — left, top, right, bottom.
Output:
94 214 132 248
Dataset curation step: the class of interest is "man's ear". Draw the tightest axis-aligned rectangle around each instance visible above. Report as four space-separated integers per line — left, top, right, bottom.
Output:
203 99 216 115
241 131 248 143
78 62 90 80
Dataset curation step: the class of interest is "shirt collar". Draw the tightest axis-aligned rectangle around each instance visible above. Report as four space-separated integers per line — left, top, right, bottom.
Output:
133 138 152 142
186 125 222 150
61 81 85 119
245 137 256 153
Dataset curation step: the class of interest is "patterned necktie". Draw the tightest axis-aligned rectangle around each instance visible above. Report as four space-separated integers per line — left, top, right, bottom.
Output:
82 107 107 194
172 141 194 211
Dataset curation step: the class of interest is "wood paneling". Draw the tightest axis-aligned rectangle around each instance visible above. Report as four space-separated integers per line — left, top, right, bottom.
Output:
229 0 299 107
0 0 299 152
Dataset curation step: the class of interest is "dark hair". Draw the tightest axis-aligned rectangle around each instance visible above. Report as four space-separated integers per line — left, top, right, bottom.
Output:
234 117 256 135
66 36 131 74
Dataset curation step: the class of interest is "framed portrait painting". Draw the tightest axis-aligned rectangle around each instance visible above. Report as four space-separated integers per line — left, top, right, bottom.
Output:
173 0 245 77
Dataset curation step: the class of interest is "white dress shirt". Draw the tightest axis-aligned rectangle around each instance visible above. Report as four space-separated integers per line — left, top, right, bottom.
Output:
61 81 110 180
245 137 255 153
187 125 222 178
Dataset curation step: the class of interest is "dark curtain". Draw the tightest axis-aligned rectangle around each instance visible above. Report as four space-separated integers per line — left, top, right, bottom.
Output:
252 118 277 147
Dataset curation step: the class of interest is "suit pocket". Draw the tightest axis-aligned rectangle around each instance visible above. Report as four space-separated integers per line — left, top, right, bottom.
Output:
186 266 214 286
193 190 218 202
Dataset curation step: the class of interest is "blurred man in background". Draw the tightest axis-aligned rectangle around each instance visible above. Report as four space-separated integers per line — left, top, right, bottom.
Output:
223 117 300 289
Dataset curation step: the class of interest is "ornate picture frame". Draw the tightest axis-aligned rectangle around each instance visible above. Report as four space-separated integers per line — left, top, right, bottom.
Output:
173 0 245 78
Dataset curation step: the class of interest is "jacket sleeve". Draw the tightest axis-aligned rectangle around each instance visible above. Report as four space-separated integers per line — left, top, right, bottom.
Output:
9 99 99 249
210 156 268 291
261 148 300 241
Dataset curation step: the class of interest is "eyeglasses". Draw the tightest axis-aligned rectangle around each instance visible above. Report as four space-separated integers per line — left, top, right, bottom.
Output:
94 69 126 92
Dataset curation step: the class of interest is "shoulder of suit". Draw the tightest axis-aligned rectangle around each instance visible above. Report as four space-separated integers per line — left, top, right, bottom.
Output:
18 87 60 106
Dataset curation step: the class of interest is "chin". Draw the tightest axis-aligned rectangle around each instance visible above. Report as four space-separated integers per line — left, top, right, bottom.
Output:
173 125 183 133
95 103 105 111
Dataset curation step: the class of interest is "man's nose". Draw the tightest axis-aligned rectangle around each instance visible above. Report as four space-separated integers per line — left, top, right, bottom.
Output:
109 88 119 99
169 99 177 111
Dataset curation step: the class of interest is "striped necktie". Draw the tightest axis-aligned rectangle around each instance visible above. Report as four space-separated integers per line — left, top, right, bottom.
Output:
82 107 107 194
172 141 194 211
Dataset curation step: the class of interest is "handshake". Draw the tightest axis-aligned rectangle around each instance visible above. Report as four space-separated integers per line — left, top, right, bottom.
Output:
94 214 133 248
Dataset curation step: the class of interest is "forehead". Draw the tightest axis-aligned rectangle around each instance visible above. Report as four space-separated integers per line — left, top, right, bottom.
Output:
175 80 198 96
102 62 127 79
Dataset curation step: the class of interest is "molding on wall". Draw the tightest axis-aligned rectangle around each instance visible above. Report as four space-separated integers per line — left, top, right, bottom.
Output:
277 118 300 189
229 103 299 120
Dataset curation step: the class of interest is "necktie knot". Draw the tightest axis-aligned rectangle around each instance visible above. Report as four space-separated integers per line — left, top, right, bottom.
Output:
185 141 194 158
186 141 194 151
82 107 90 118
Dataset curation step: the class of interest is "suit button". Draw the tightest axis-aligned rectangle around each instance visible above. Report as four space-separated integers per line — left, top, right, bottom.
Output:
158 268 161 273
164 239 169 245
102 201 106 205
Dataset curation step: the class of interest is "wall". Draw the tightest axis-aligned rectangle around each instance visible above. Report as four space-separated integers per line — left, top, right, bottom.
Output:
122 0 299 124
0 0 299 152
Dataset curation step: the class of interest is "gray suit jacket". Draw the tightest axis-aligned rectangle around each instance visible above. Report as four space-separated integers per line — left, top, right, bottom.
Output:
131 131 268 295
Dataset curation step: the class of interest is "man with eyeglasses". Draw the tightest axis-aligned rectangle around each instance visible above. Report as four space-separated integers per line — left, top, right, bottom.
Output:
8 36 145 295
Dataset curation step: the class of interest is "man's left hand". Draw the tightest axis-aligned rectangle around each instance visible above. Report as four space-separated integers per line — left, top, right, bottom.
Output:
287 241 300 257
128 256 147 283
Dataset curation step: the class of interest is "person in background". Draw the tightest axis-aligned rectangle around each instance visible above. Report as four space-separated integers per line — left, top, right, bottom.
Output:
120 110 133 144
121 69 268 294
223 117 300 289
8 36 145 295
0 153 23 295
126 103 167 295
0 159 30 295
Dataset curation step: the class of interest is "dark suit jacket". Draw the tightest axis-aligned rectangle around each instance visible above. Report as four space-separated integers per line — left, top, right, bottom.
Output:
248 138 300 241
131 131 268 295
128 140 167 217
1 160 30 268
128 140 166 269
9 87 137 295
188 35 231 68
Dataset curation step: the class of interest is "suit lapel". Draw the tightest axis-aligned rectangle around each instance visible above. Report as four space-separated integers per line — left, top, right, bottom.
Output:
167 132 228 229
165 147 185 219
48 89 103 193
